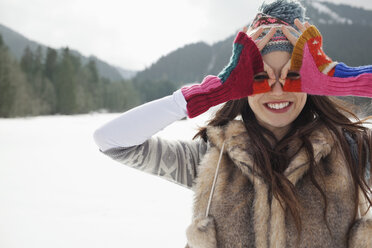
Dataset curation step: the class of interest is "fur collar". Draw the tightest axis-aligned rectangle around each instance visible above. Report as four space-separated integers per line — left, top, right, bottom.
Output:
205 120 335 184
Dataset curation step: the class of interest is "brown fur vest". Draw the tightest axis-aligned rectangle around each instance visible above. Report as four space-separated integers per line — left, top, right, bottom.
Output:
185 120 372 248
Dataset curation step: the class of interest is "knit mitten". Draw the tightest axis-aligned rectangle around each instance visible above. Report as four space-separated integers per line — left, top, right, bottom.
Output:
333 62 372 78
181 32 265 118
288 26 372 97
290 26 338 76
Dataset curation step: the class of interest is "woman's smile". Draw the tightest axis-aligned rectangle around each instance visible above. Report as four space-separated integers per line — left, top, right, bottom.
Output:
264 100 293 113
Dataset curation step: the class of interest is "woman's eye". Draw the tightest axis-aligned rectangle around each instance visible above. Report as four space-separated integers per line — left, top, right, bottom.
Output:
254 73 269 82
286 71 301 80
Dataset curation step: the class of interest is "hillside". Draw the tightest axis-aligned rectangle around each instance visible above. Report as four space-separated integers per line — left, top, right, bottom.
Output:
0 23 137 81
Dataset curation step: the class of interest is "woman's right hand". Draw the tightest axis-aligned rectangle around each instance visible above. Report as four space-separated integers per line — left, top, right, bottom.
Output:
181 26 277 118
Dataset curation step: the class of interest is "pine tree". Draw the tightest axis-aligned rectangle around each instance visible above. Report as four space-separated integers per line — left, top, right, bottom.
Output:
55 47 77 114
20 46 34 76
44 47 57 81
0 34 37 117
0 34 15 116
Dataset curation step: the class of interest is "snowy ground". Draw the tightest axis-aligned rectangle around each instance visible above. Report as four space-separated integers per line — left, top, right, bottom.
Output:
0 111 211 248
0 110 371 248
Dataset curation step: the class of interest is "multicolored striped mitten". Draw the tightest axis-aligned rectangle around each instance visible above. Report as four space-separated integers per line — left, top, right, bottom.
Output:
288 25 372 97
181 31 265 118
291 26 338 76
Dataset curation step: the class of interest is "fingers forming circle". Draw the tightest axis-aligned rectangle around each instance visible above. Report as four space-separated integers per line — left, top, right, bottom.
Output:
281 26 297 46
263 61 276 80
250 27 264 40
247 26 252 34
280 60 291 81
257 27 277 51
294 19 306 33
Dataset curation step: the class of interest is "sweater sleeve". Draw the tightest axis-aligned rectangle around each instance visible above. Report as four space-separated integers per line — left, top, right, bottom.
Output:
100 137 208 189
93 89 188 151
93 89 208 189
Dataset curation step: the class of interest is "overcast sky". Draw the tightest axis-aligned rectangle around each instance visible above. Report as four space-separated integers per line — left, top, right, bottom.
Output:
0 0 371 71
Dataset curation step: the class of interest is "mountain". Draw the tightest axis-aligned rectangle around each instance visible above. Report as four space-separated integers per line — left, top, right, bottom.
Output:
134 39 233 86
0 23 137 81
115 66 138 80
134 0 372 88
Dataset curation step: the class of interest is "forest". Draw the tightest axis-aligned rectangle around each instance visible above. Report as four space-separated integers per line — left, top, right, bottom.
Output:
0 33 176 118
0 31 371 118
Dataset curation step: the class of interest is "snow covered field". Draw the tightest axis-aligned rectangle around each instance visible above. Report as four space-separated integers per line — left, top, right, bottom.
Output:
0 111 370 248
0 112 210 248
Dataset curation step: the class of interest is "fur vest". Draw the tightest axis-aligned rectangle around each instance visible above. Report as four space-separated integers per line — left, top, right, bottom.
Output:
185 120 372 248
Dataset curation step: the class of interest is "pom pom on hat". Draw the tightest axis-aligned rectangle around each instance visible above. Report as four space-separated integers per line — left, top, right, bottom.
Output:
259 0 307 27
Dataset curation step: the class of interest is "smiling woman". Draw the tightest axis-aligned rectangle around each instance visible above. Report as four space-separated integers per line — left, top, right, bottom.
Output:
93 0 372 247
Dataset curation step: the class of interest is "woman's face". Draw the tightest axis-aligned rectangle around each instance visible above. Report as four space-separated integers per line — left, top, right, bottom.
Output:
248 51 307 138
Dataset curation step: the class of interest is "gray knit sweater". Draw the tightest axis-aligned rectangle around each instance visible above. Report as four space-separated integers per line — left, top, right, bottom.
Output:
94 90 209 189
100 138 208 189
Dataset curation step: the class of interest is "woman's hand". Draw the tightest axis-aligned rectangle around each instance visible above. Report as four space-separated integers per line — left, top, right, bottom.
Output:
278 19 372 98
245 25 279 79
278 20 309 81
245 26 277 52
246 26 279 93
181 26 277 118
281 19 336 75
281 19 310 46
245 25 278 79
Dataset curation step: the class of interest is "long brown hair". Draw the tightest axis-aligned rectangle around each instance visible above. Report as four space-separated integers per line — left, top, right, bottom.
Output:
194 95 372 238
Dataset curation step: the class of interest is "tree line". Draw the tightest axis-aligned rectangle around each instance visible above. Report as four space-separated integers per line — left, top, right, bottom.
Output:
1 32 370 118
0 33 176 118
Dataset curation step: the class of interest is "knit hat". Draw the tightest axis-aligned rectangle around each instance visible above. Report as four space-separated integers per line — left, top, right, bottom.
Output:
250 0 307 55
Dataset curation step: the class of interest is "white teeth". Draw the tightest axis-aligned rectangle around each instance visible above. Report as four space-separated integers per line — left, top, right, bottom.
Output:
267 102 290 110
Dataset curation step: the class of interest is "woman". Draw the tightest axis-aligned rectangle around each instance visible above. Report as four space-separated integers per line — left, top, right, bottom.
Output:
93 0 372 247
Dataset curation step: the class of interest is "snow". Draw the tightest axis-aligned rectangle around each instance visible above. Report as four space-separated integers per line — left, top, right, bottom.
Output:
0 112 210 248
311 1 353 25
0 111 370 247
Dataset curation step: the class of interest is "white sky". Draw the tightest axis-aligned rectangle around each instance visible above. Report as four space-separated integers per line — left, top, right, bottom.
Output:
0 0 371 71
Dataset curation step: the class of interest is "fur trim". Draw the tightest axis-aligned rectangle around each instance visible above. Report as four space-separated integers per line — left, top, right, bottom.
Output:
253 181 270 248
186 216 217 248
349 218 372 248
206 126 226 151
270 197 286 247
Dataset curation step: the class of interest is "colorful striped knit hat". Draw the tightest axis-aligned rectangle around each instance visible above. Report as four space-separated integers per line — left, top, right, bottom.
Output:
250 0 307 55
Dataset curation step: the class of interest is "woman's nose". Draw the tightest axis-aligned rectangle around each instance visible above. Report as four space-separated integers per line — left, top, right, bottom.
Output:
270 80 285 95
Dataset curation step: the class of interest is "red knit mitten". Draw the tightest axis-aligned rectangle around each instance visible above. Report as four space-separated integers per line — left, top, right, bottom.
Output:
181 32 264 118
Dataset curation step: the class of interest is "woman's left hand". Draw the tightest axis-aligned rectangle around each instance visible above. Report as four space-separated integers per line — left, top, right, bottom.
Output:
281 19 311 46
279 19 372 98
278 19 310 81
281 19 337 76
